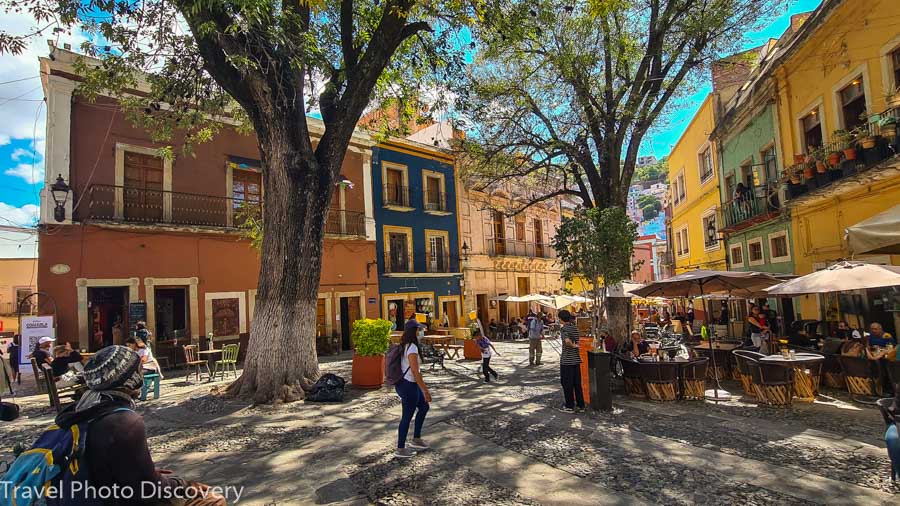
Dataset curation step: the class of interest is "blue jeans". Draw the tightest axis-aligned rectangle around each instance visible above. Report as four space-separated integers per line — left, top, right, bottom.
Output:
395 378 429 448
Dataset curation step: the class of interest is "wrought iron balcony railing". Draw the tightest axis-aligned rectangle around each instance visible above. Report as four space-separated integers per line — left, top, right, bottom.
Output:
383 184 411 208
424 192 447 212
487 239 556 259
721 185 781 230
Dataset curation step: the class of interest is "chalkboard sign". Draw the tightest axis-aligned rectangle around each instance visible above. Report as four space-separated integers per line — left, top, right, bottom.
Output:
129 302 147 327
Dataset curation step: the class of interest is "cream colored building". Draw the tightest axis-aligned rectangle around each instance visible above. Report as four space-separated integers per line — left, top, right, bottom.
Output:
458 188 565 323
0 226 38 333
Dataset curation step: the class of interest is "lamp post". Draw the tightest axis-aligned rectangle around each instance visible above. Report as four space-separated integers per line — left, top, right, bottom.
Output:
461 241 470 263
50 174 71 222
335 174 354 189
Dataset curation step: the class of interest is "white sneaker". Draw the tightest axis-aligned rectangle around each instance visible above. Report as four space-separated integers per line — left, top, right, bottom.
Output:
394 447 416 458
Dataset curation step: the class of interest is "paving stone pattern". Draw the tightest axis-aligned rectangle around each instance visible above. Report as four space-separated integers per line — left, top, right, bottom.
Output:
450 409 822 506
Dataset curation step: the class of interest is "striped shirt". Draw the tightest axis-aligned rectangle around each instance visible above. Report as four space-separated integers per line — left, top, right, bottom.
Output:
559 322 581 365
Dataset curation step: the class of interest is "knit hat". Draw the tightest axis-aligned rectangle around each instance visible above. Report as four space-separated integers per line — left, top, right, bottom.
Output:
83 345 143 391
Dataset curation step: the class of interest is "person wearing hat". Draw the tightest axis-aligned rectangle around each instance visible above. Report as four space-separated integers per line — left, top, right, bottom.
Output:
54 345 225 505
33 337 82 389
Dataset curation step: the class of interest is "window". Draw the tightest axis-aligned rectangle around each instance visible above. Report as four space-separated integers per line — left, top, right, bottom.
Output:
892 48 900 91
673 171 686 205
747 238 764 266
768 231 791 263
15 288 33 314
426 229 450 273
676 225 689 258
724 174 736 201
422 170 446 212
515 216 526 241
232 168 261 225
760 145 778 183
316 298 327 337
698 146 714 184
702 211 719 251
384 226 413 273
839 77 867 131
533 219 545 257
382 162 410 208
801 110 823 152
492 210 506 255
730 244 744 268
123 151 164 222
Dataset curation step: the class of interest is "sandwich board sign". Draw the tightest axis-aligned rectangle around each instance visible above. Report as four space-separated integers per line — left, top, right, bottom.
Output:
20 315 54 365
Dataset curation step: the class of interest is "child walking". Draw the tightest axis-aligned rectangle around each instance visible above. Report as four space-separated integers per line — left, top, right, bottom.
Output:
474 329 500 382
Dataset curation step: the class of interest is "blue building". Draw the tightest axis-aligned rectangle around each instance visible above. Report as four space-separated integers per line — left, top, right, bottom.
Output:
372 139 463 330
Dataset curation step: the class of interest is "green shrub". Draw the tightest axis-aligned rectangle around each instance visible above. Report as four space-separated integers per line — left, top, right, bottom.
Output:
352 318 392 356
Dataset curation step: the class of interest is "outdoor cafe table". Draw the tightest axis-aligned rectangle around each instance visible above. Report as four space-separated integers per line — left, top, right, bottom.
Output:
423 335 459 359
690 341 741 380
198 348 222 379
636 357 707 400
760 353 825 402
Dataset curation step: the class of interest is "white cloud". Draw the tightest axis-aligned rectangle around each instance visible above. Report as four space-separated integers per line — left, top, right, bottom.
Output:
11 147 33 161
4 162 44 184
0 202 39 227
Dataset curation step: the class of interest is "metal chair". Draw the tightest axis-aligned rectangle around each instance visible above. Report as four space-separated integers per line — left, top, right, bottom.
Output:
182 344 210 382
213 343 240 381
680 358 708 400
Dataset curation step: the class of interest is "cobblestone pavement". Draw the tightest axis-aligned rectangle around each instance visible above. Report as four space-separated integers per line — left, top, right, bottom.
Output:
1 339 896 504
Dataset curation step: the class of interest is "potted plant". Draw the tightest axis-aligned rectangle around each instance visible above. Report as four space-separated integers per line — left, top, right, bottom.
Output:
813 148 827 174
793 153 805 165
789 165 801 184
834 129 857 161
463 322 482 360
802 157 815 179
880 115 898 140
350 318 392 388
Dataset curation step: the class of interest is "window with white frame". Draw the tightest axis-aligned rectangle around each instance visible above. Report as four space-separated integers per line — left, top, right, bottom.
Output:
698 145 714 184
747 237 764 266
676 225 689 258
702 211 719 251
729 244 744 268
839 77 867 131
768 231 791 263
892 47 900 92
801 109 823 152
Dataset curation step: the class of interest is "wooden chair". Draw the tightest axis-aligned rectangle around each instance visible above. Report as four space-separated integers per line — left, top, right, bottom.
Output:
183 345 210 382
619 357 647 399
41 364 77 413
30 357 47 394
680 358 708 400
695 347 730 382
638 362 678 402
212 343 240 381
755 362 794 407
838 355 882 401
792 358 823 401
733 350 765 398
822 354 846 389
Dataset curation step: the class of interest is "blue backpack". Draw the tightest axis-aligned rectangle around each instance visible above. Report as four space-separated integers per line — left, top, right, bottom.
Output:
1 407 132 505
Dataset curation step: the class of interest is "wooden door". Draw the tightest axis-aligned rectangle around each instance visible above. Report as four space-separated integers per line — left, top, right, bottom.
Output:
476 294 489 324
425 176 442 209
517 277 530 317
443 300 458 327
233 169 262 225
386 168 404 205
388 233 409 272
533 218 544 257
316 299 327 337
492 211 505 254
123 152 164 222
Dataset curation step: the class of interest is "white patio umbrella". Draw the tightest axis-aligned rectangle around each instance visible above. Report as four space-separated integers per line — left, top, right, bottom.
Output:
537 294 592 310
766 261 900 296
846 204 900 256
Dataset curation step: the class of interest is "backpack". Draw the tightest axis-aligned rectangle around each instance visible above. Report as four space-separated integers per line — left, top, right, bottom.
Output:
1 407 132 505
305 373 346 402
528 317 544 336
385 343 410 385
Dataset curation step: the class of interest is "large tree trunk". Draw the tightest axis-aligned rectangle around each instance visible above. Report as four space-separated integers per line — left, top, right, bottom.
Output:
227 118 334 404
607 296 631 347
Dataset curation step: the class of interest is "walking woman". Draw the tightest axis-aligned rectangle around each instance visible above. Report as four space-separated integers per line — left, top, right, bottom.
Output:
395 325 432 458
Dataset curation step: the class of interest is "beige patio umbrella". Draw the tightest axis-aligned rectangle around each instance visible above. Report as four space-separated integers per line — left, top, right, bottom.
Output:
766 261 900 296
846 204 900 256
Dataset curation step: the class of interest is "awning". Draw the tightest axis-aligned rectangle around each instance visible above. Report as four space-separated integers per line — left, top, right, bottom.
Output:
846 204 900 255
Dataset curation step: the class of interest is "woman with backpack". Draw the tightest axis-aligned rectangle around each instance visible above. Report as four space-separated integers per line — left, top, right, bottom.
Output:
394 325 432 458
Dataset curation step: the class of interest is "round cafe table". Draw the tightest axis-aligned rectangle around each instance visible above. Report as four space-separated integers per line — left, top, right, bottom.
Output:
760 353 824 402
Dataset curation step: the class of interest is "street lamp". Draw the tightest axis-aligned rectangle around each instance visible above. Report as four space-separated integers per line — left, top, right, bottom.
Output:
461 241 470 262
50 174 71 222
335 174 354 189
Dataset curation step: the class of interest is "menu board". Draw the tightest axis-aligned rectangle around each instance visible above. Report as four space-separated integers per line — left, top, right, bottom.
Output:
128 302 148 328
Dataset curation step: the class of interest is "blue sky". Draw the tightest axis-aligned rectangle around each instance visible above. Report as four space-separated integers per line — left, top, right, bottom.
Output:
640 0 824 158
0 1 823 227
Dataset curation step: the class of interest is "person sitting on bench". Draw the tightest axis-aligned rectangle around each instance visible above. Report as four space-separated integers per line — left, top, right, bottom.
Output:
125 337 164 379
34 337 82 388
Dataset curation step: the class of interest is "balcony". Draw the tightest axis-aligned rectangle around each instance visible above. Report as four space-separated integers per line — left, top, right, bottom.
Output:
425 250 453 273
85 184 365 237
487 239 556 259
424 192 450 214
785 106 900 204
721 185 781 231
383 184 412 210
383 251 412 274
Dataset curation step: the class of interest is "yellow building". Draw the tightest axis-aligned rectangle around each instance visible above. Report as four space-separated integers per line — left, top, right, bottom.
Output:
773 0 900 328
667 95 726 274
0 226 38 334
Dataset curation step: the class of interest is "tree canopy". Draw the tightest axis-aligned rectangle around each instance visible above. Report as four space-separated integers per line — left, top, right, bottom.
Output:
456 0 788 211
634 156 668 182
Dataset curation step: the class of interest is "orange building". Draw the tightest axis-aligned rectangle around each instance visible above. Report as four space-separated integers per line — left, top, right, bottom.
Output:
37 46 378 357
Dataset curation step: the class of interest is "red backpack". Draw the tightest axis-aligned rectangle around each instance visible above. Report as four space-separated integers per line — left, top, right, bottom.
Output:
384 343 410 385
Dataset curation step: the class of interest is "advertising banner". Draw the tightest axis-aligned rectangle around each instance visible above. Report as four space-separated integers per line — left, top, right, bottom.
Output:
19 315 54 365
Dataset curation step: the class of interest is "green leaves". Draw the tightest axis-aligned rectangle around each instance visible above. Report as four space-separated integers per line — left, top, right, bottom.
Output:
351 318 393 356
553 206 637 288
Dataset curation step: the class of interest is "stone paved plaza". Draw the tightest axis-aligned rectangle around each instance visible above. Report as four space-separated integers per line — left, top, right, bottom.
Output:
1 339 897 505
